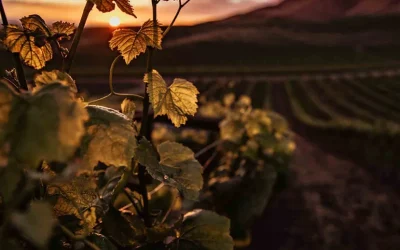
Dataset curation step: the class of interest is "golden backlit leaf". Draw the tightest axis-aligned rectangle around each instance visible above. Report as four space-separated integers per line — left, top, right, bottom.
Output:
145 70 199 127
20 14 50 36
198 101 228 119
33 70 77 93
223 93 235 107
47 175 98 234
219 117 244 143
51 21 76 39
91 0 115 12
114 0 136 17
135 138 203 200
92 0 136 17
267 111 289 133
245 109 271 138
80 105 137 171
121 98 136 120
4 25 52 69
109 20 163 64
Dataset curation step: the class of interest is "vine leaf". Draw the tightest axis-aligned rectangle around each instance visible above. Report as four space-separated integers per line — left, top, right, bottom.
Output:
219 117 245 143
102 207 146 247
109 20 163 64
20 14 51 36
33 70 77 93
135 138 203 200
0 167 22 205
145 70 199 127
4 15 73 69
0 80 20 154
11 201 56 248
170 209 234 250
51 21 76 40
0 82 88 166
79 105 137 172
245 109 272 138
267 111 289 133
226 164 277 229
91 0 136 17
47 175 98 234
18 84 88 165
121 98 136 120
4 25 52 69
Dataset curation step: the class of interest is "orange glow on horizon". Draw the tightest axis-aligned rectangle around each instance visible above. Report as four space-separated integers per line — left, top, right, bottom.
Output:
1 1 277 27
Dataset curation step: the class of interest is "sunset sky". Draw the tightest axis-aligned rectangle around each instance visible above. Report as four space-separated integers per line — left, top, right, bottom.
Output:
3 0 281 27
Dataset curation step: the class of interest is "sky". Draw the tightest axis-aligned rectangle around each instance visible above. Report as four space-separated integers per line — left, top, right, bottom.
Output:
2 0 281 27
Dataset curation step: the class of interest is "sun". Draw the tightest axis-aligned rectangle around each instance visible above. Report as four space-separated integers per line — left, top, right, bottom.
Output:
109 16 121 27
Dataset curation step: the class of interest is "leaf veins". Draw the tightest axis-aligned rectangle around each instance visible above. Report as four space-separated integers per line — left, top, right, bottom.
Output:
109 20 163 64
145 70 199 127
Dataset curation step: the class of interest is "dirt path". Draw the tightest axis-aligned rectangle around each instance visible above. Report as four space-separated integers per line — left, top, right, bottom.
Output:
248 134 400 250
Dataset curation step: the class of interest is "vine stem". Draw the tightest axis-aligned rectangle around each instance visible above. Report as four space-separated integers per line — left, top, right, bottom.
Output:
108 55 144 99
161 194 179 224
88 55 144 104
123 189 143 216
0 0 27 90
64 0 94 73
194 140 222 158
203 150 218 170
59 225 100 250
137 0 159 228
163 0 191 38
148 183 164 197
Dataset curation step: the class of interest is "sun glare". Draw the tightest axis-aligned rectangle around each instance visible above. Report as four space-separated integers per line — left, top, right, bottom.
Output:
109 16 121 27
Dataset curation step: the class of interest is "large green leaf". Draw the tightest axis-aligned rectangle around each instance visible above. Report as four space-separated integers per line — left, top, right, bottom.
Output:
11 201 56 248
135 138 203 200
170 209 234 250
16 84 88 166
79 105 137 171
226 164 277 229
109 20 162 64
0 80 21 152
0 167 22 204
144 70 199 127
91 0 136 17
0 81 88 167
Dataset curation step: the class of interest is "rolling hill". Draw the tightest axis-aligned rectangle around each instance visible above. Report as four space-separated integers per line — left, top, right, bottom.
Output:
2 0 400 76
165 0 400 47
220 0 400 23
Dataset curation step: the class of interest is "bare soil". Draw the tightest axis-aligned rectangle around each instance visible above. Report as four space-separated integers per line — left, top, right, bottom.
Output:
248 134 400 250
